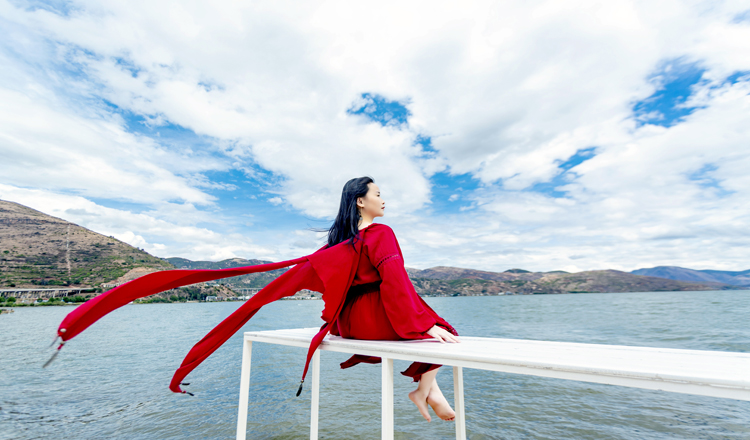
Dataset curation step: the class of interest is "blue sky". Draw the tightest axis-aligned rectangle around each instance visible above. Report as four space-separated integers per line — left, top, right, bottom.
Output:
1 1 749 272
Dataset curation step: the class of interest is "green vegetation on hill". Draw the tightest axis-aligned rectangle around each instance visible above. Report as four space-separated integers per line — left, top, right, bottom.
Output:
408 268 740 296
3 199 743 299
0 295 89 307
166 257 288 289
167 257 270 270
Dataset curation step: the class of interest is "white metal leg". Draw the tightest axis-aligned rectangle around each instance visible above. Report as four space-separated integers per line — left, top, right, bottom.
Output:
236 339 253 440
453 366 466 440
381 357 394 440
310 350 321 439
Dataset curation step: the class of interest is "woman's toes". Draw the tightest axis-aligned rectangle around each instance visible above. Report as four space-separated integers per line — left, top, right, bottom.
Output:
427 393 456 421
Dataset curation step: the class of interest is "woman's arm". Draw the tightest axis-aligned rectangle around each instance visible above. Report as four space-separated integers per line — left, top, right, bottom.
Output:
367 225 439 339
376 256 439 339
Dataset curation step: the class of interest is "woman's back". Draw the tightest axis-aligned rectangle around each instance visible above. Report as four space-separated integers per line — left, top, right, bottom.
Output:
351 224 383 286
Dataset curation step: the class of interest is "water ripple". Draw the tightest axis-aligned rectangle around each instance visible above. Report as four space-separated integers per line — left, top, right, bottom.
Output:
1 290 748 439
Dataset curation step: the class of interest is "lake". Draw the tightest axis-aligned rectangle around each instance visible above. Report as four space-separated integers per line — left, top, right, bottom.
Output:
1 290 749 439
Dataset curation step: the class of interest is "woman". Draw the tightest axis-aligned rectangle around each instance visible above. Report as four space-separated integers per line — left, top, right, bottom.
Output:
48 176 459 423
325 176 461 422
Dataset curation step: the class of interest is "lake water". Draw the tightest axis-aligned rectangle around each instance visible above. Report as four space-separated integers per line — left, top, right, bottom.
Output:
1 290 749 439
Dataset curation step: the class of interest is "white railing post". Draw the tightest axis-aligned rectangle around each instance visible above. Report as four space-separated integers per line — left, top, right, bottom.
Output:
453 366 466 440
310 350 321 439
381 357 394 440
236 339 253 440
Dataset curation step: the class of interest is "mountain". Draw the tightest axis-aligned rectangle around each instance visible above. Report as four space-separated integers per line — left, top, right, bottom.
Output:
405 266 532 282
406 266 734 296
3 198 741 296
631 266 750 287
534 270 729 294
162 259 740 297
0 200 172 289
167 257 271 269
165 257 290 289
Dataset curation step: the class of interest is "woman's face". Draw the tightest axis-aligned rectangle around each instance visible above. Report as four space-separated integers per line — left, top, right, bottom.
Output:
357 183 385 219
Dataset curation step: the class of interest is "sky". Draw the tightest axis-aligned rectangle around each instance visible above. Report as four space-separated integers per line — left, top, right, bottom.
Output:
1 0 749 273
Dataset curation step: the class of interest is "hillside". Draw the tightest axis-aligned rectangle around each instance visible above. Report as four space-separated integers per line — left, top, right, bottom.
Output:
0 200 173 289
165 257 289 289
534 270 729 293
159 258 738 297
631 266 750 287
406 266 545 282
167 257 270 269
406 266 736 296
155 259 739 297
2 198 741 297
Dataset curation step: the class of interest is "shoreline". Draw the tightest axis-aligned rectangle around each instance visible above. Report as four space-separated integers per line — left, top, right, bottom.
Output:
2 288 747 310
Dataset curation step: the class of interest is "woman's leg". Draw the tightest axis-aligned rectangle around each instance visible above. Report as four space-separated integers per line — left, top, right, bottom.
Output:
339 292 456 421
408 368 455 422
427 374 456 421
408 368 436 421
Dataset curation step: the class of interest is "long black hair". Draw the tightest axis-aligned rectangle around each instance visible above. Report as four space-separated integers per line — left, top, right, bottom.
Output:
326 176 374 249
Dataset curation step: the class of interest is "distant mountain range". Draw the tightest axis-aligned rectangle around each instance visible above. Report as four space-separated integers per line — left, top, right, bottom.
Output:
404 266 738 296
167 257 270 269
161 259 741 296
165 257 288 289
631 266 750 287
2 199 746 297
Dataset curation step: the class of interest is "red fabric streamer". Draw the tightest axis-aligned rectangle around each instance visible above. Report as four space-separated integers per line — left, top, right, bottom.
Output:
54 230 363 394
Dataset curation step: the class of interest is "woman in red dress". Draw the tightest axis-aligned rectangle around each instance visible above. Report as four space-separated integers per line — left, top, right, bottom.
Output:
49 176 460 423
326 176 461 422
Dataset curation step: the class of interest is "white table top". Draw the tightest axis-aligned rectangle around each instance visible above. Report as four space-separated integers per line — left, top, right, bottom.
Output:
244 327 750 401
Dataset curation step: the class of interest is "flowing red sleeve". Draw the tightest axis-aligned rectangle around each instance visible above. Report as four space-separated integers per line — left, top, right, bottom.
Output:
368 226 438 339
50 237 362 396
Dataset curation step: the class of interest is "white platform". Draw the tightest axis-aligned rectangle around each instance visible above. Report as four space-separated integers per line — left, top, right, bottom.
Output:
236 327 750 439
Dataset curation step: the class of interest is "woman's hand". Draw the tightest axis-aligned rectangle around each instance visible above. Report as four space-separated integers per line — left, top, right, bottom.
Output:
426 325 460 343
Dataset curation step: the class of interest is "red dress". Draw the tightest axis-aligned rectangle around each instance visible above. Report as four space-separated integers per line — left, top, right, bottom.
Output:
329 223 458 381
53 222 457 393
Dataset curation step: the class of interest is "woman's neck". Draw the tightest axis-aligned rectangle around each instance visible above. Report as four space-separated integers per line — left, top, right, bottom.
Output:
358 219 374 230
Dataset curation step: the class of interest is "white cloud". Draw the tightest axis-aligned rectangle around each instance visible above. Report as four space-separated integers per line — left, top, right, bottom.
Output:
391 78 750 272
0 184 280 261
0 86 222 206
1 0 749 272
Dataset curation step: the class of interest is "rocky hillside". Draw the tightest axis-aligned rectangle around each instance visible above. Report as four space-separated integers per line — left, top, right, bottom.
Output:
162 258 736 297
0 200 172 288
167 257 270 269
534 269 730 294
166 257 289 288
632 266 750 287
2 198 739 297
406 266 737 296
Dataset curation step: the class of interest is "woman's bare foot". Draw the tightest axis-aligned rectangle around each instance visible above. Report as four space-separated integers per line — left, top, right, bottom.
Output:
408 389 431 422
427 384 456 421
